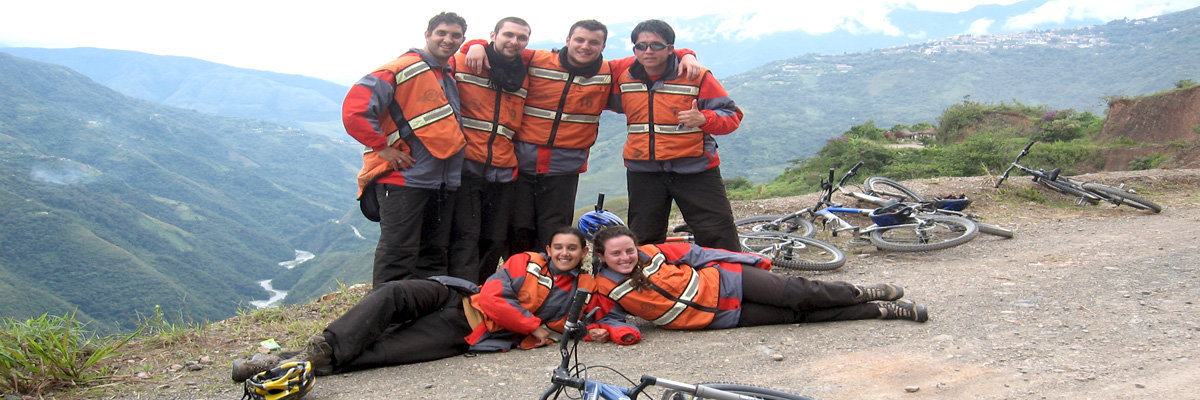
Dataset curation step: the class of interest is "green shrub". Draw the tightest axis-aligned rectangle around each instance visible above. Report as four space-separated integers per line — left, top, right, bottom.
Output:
0 312 136 396
1129 154 1165 170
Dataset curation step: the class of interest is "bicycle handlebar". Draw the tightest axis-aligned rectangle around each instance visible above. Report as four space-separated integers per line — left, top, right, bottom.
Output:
996 141 1036 188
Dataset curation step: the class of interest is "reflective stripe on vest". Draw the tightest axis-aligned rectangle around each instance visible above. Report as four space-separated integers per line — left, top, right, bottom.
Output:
462 117 516 140
528 67 612 86
526 261 554 289
606 253 704 327
618 82 699 96
523 106 602 124
627 123 702 135
454 72 529 99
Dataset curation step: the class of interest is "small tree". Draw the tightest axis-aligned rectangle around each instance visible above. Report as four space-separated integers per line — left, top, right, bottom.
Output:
1174 79 1197 89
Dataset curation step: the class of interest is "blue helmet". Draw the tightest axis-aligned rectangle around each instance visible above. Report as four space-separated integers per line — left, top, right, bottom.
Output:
577 210 626 239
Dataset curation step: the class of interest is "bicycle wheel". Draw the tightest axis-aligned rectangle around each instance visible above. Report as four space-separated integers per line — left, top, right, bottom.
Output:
738 233 845 271
1038 178 1100 205
672 383 814 400
864 176 926 202
1081 182 1163 213
734 215 816 238
869 214 978 252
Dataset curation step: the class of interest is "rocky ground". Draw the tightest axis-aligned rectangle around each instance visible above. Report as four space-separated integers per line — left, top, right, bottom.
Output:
89 168 1200 400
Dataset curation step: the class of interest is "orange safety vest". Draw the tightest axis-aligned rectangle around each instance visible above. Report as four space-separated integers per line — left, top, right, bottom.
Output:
453 52 524 168
519 50 611 149
355 54 466 196
466 253 596 348
617 68 708 161
596 245 721 330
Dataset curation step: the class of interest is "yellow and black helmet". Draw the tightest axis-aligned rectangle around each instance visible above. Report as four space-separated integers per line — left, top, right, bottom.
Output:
242 361 315 400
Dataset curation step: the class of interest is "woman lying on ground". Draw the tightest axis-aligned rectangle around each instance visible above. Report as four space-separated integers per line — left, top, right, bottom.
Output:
231 227 638 381
584 225 927 341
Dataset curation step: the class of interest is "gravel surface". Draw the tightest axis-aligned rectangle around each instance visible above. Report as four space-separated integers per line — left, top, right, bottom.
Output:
107 169 1200 400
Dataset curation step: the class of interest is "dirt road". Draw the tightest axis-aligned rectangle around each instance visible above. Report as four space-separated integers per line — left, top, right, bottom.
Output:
130 169 1200 400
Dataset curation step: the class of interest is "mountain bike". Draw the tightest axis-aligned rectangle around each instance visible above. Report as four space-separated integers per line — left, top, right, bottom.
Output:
667 228 846 271
540 289 815 400
860 177 1014 238
738 163 979 252
995 141 1162 213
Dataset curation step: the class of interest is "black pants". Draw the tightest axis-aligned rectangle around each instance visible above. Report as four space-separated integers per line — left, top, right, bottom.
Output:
374 184 454 287
450 173 516 284
511 173 578 253
323 280 472 373
736 266 881 326
627 168 739 252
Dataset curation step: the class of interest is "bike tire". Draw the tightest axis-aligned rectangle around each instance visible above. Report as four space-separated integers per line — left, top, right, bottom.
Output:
869 214 978 252
734 215 816 238
1039 178 1100 205
1081 182 1163 213
738 233 846 271
864 176 926 202
687 382 815 400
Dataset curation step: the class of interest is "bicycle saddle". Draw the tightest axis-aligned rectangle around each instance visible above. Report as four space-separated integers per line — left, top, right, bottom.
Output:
1046 168 1061 181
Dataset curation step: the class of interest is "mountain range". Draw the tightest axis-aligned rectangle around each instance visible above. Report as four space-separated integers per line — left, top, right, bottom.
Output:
1 6 1198 330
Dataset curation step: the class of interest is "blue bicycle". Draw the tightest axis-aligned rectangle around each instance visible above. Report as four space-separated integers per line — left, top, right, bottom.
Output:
740 162 979 252
540 289 814 400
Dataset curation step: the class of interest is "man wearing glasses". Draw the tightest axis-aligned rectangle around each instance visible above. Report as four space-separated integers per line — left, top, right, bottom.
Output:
608 19 743 252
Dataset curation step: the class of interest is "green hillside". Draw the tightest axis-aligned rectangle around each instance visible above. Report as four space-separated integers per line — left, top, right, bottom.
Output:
0 53 359 332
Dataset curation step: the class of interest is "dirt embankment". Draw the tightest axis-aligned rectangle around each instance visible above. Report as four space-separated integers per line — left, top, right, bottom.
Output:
1100 86 1200 169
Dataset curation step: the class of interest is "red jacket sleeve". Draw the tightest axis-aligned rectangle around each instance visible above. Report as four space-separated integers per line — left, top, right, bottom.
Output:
473 253 542 334
342 69 398 151
697 72 742 135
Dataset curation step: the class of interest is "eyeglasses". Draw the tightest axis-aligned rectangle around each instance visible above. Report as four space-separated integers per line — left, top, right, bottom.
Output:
633 41 669 51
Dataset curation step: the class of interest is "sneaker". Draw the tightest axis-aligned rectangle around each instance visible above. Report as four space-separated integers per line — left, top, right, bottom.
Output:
231 353 280 382
879 300 928 322
282 334 333 371
855 283 904 302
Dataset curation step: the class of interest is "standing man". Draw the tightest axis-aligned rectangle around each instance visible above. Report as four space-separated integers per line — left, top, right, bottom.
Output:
608 19 742 251
463 20 701 253
449 17 531 283
343 12 469 287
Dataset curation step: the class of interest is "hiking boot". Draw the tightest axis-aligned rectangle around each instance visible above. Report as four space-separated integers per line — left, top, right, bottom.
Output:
879 300 928 322
282 334 333 371
855 283 904 302
231 353 280 382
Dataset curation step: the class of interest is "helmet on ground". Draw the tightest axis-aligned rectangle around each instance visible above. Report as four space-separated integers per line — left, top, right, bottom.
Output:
243 361 315 400
577 210 626 239
869 203 913 227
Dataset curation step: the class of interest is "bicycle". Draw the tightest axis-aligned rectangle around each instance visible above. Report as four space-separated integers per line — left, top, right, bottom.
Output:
995 141 1162 213
743 162 979 252
860 177 1015 238
666 228 846 271
540 289 815 400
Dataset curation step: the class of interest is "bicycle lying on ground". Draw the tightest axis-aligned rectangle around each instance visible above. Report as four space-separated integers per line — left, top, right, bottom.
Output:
738 162 980 252
667 227 846 272
859 177 1014 238
540 289 815 400
995 141 1162 213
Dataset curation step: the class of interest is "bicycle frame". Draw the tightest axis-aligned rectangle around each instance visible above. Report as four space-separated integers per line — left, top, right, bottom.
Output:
996 141 1102 205
541 289 797 400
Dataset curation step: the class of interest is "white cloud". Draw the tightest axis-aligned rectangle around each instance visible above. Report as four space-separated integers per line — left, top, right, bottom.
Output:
967 18 996 35
1003 0 1200 30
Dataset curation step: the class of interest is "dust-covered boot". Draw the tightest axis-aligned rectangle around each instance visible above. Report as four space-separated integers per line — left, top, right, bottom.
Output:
855 283 904 302
231 353 280 382
879 299 928 322
282 334 333 373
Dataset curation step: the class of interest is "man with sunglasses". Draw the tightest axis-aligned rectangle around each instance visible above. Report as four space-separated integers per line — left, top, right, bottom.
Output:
459 20 703 255
607 19 743 252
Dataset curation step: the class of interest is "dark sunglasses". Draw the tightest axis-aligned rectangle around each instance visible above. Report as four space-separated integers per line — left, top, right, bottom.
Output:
633 41 669 51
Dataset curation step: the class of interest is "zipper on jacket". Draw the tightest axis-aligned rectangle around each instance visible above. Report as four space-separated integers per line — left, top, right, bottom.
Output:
485 89 503 167
647 87 656 161
546 73 574 147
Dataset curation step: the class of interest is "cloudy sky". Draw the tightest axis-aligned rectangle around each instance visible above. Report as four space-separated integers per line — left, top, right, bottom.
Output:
2 0 1198 84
